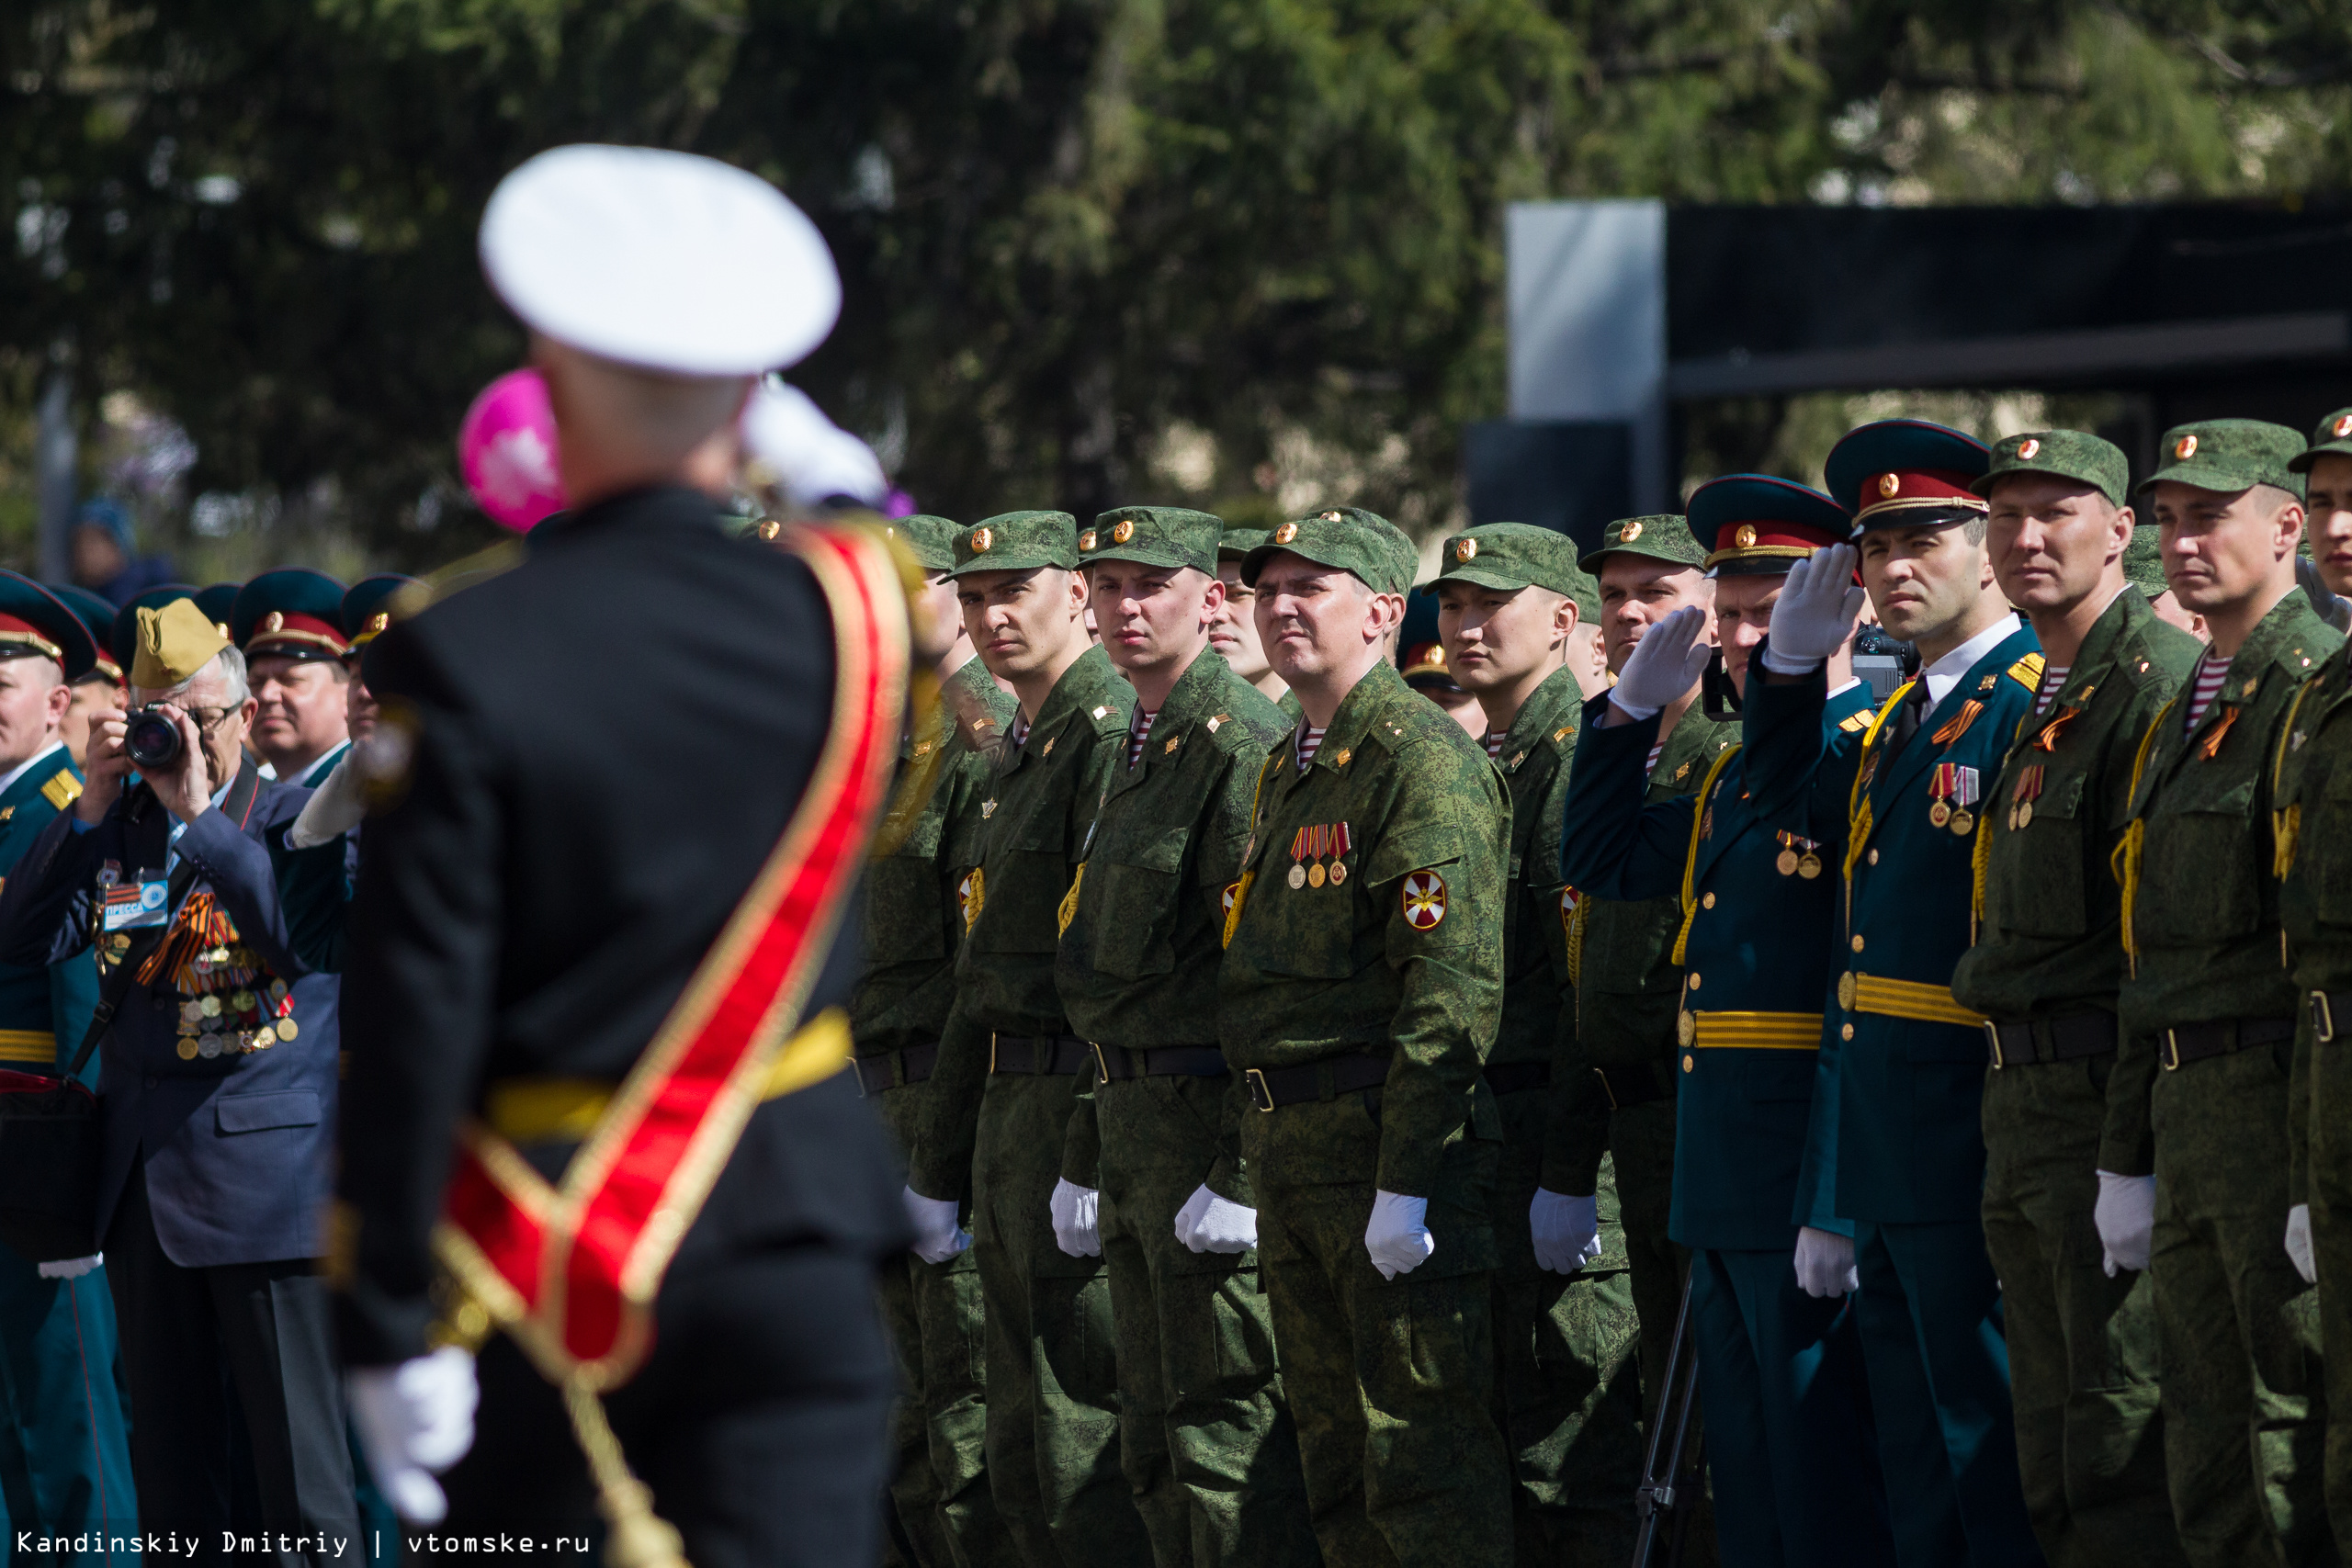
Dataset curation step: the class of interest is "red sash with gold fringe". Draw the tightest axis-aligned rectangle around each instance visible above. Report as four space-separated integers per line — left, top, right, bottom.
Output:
432 522 909 1391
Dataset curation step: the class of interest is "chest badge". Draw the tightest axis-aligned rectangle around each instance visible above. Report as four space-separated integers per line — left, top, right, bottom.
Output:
1400 871 1448 930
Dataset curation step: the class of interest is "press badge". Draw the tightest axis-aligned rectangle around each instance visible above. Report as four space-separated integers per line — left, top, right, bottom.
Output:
102 878 169 931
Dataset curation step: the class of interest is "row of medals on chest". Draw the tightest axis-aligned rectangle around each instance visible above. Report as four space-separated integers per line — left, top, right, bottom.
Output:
174 965 295 1060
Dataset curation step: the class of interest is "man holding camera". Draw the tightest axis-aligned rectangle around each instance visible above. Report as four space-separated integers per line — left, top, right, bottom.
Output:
0 595 354 1554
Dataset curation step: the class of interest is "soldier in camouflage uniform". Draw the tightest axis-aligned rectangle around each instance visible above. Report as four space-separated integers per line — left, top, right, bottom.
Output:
1426 522 1642 1563
858 516 1023 1568
2274 408 2352 1557
1546 513 1733 1415
1951 434 2199 1568
2105 421 2339 1566
1212 523 1288 709
1219 509 1513 1565
904 510 1151 1565
1054 506 1315 1567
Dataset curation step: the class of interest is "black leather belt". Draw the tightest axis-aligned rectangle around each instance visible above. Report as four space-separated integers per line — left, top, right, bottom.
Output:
1985 1013 2116 1069
2313 990 2352 1044
1245 1051 1389 1111
854 1042 940 1096
1484 1061 1551 1095
1593 1063 1672 1110
2159 1016 2295 1071
1091 1043 1229 1082
989 1033 1091 1075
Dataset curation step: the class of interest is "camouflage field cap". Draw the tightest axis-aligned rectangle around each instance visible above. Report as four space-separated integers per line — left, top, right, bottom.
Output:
946 510 1080 577
890 513 961 574
1241 504 1405 592
2137 420 2304 501
2121 525 2169 600
1080 506 1222 576
1577 513 1704 575
2290 408 2352 475
1216 524 1270 562
1426 522 1588 600
1974 430 2129 510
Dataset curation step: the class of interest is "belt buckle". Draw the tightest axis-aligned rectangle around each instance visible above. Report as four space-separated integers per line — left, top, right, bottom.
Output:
1091 1041 1113 1082
1246 1067 1274 1113
1984 1021 2005 1069
2315 992 2338 1046
2161 1028 2182 1071
1591 1066 1622 1111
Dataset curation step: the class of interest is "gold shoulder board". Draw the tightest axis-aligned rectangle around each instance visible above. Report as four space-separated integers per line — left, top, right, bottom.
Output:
2007 651 2046 692
39 770 81 810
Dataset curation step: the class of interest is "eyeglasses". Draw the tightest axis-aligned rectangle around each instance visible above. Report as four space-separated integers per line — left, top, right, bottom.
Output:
179 705 240 734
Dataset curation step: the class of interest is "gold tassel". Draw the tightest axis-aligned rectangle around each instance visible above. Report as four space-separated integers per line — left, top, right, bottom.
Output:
1057 863 1086 936
1672 745 1743 965
1969 800 1995 942
2275 804 2303 881
562 1377 690 1568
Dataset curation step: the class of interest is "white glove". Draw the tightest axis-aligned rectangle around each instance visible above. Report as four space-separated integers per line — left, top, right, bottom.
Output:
1792 1225 1859 1297
286 753 367 849
1530 1189 1601 1274
1050 1179 1102 1258
2288 1203 2317 1284
346 1345 478 1525
1761 544 1866 674
1174 1182 1257 1254
903 1187 971 1265
1607 604 1713 721
2095 1170 2157 1276
1364 1190 1436 1280
36 1253 101 1280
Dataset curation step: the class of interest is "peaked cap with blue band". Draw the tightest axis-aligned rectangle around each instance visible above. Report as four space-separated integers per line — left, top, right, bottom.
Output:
342 574 424 652
110 584 198 680
232 568 350 661
45 583 126 683
1824 418 1991 533
1688 474 1851 575
0 572 99 682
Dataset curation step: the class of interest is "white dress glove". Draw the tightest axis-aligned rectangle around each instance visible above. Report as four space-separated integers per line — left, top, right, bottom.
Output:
2094 1170 2157 1276
1761 544 1866 674
1530 1189 1601 1274
1364 1190 1436 1280
37 1253 101 1280
2288 1203 2317 1284
1050 1179 1102 1258
286 753 368 849
1606 605 1713 721
1174 1183 1257 1254
346 1345 478 1524
903 1187 972 1265
1792 1225 1859 1297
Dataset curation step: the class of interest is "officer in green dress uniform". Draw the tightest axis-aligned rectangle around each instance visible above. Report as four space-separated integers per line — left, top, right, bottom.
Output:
2281 407 2352 1558
0 572 136 1549
231 569 351 788
1744 419 2043 1567
854 514 1022 1568
1560 479 1894 1566
1546 513 1735 1419
1054 505 1314 1568
1424 522 1643 1563
904 510 1151 1565
1217 508 1513 1566
1951 431 2199 1568
2105 421 2338 1565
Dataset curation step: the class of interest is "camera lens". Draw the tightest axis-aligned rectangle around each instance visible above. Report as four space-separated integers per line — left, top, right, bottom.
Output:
123 710 183 770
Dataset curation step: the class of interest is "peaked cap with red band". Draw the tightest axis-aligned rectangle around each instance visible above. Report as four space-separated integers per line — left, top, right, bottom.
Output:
1688 474 1850 575
232 568 350 661
45 582 126 685
1824 418 1991 534
0 571 98 682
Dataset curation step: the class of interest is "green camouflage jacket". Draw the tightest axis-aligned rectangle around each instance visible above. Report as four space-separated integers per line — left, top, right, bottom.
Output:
1216 658 1508 1198
1056 646 1287 1201
851 657 1015 1061
907 645 1136 1198
2274 636 2352 1202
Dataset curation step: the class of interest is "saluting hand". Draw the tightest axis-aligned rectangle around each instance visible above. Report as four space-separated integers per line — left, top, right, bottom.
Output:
1761 544 1866 675
1606 605 1713 724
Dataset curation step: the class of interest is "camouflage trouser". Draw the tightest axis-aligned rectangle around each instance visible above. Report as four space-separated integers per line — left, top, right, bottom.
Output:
1488 1083 1640 1564
2299 1008 2352 1559
2150 1042 2331 1567
1093 1074 1317 1568
1240 1086 1510 1567
971 1072 1153 1567
875 1082 1020 1568
1981 1057 2182 1568
1609 1097 1686 1414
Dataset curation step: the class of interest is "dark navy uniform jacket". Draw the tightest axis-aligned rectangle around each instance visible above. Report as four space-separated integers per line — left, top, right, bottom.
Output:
0 747 100 1080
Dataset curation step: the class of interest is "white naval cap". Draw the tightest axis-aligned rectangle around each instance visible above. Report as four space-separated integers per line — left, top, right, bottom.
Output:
741 378 889 508
480 144 840 376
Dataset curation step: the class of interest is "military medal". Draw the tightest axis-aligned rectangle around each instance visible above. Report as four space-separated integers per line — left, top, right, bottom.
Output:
1928 761 1952 829
1288 828 1309 889
1948 765 1979 836
1329 822 1351 886
1308 825 1328 887
2009 764 2044 830
1776 846 1798 876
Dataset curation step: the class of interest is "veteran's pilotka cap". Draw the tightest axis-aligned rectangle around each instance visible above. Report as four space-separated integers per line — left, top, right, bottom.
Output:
130 598 232 692
1080 506 1222 576
1826 419 1991 532
2137 420 2305 500
1577 514 1704 576
1241 505 1408 592
2291 408 2352 476
1973 430 2129 510
889 515 961 575
1685 476 1849 576
1425 522 1590 602
947 510 1080 577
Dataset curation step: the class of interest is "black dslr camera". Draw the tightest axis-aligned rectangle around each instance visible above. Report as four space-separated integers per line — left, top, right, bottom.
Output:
123 705 186 770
